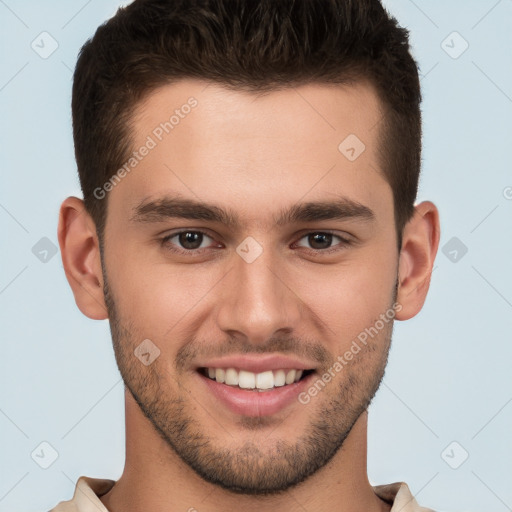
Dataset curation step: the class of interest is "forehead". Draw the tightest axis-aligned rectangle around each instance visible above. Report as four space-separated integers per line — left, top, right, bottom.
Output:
108 79 392 227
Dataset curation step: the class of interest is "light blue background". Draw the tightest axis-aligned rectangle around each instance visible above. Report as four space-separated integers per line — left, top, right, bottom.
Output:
1 1 511 511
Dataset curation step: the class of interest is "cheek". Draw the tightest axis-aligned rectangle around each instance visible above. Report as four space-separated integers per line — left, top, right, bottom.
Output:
107 249 223 338
291 254 397 344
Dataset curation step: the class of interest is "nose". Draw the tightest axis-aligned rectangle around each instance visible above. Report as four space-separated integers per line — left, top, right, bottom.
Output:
215 248 302 344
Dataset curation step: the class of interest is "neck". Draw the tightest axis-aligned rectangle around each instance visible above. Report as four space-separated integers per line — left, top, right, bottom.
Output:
100 392 390 512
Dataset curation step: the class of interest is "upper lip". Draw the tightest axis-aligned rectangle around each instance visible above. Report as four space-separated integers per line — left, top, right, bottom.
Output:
195 354 316 374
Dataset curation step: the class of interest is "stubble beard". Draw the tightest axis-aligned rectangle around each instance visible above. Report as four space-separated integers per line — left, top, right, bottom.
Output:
103 273 396 496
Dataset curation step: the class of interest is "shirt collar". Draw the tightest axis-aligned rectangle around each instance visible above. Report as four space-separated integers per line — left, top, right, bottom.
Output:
61 477 433 512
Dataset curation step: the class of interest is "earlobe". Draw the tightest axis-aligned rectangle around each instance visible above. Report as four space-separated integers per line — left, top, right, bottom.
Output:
395 201 440 321
58 197 108 320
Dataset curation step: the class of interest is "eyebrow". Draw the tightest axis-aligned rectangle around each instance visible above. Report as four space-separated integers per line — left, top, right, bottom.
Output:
130 195 375 227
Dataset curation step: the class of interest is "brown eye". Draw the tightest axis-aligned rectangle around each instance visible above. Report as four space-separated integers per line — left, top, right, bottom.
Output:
308 233 333 249
295 232 351 252
294 231 353 255
162 231 215 251
179 231 204 249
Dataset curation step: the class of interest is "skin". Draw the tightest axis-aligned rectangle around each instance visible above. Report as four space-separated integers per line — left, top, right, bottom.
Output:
58 79 440 512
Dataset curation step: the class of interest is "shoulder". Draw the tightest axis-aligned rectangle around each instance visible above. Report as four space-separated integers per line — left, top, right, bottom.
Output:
373 481 436 512
49 476 115 512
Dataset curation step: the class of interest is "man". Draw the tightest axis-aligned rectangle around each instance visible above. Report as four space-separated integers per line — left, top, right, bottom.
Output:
53 0 440 510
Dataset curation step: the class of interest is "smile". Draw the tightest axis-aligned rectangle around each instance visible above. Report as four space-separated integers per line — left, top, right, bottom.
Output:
199 367 314 391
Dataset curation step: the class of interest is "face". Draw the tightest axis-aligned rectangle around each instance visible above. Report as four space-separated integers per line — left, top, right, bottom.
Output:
101 80 400 494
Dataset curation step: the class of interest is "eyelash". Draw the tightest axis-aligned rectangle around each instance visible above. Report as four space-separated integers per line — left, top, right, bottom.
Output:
160 230 353 256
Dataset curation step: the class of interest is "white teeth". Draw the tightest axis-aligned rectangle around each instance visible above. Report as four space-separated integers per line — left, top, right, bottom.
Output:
239 370 256 389
205 367 308 389
273 369 286 387
256 370 274 390
285 369 297 385
225 368 239 386
215 368 225 383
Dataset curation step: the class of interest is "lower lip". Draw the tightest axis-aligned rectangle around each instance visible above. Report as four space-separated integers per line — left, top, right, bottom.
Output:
197 371 314 417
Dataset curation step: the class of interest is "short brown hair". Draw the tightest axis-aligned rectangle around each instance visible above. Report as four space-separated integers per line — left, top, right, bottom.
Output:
72 0 421 249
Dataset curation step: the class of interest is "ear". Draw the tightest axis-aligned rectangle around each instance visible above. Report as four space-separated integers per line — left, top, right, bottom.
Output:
395 201 440 321
58 197 108 320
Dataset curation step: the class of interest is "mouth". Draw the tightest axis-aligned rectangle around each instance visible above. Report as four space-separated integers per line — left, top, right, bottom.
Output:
194 354 318 416
198 367 315 392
